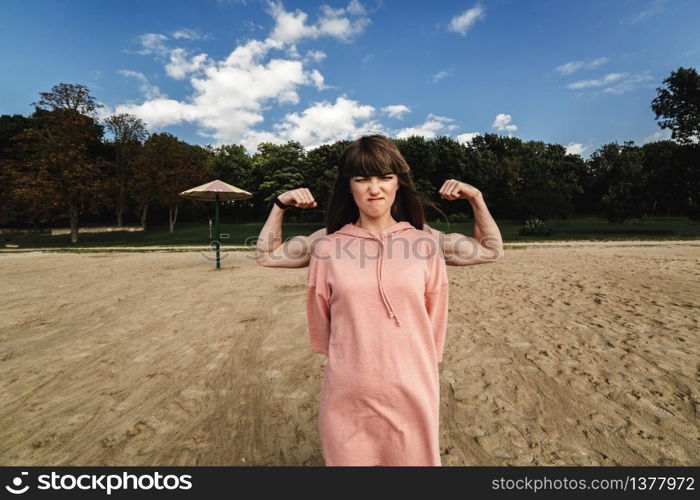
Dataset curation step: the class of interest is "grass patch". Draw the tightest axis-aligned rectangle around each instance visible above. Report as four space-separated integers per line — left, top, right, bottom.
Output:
2 217 699 249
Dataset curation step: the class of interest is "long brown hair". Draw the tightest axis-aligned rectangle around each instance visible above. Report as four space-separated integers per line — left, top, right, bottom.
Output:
324 134 447 234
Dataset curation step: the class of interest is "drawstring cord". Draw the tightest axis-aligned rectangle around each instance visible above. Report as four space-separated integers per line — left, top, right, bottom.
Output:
376 238 401 326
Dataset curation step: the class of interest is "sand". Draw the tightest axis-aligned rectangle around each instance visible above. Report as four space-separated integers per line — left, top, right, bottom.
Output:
0 241 698 466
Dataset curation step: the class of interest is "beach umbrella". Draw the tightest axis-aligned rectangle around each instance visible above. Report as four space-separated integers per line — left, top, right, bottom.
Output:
180 179 253 269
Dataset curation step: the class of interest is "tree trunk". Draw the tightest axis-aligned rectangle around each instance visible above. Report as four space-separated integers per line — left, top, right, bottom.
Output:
169 205 178 235
140 203 149 230
69 205 79 244
116 205 124 227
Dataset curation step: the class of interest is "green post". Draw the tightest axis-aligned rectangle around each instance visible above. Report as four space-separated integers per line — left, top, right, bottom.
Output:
215 193 221 269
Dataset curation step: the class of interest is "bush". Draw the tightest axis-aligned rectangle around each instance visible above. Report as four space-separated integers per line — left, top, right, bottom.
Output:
518 217 552 236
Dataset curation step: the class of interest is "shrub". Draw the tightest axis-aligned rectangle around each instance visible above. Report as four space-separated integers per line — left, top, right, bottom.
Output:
518 217 552 236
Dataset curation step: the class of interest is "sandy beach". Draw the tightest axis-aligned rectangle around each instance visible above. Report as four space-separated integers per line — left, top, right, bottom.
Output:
0 241 698 466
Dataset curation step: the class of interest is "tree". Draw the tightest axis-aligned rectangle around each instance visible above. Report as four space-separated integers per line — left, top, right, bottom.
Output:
137 133 173 230
588 141 648 222
675 143 700 221
651 66 700 144
9 109 111 242
206 144 254 190
33 83 104 118
0 114 33 224
394 136 437 187
139 133 213 234
467 134 525 218
104 113 149 226
640 140 684 216
253 141 309 214
204 144 256 223
516 141 581 220
428 136 468 217
158 141 213 235
305 141 349 208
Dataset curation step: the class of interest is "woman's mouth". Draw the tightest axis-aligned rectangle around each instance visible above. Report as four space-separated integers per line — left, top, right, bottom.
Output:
368 198 384 202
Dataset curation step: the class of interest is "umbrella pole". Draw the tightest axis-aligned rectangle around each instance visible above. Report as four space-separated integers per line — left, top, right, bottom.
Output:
215 193 221 269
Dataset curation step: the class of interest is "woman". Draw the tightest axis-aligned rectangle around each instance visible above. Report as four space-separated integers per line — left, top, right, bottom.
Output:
305 135 449 466
256 134 504 465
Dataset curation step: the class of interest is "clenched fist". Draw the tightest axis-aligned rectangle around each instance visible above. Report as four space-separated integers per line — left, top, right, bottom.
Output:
278 188 318 208
438 179 482 201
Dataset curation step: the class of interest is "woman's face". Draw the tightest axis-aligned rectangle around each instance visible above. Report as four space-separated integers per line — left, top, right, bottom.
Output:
349 173 399 218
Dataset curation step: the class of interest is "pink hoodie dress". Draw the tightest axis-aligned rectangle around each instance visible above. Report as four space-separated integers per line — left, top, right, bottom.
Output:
306 220 449 466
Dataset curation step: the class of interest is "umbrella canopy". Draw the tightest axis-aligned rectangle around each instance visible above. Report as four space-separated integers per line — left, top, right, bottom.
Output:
179 179 253 269
179 179 252 201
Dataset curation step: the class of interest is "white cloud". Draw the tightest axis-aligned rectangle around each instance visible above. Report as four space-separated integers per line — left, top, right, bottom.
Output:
457 132 480 144
432 69 452 83
492 113 517 134
567 72 626 89
565 142 587 156
117 37 309 137
622 0 666 24
555 57 608 76
118 70 163 99
115 2 385 152
642 130 672 143
134 32 212 81
171 28 204 40
396 114 459 139
267 3 317 44
136 33 169 57
305 49 327 63
309 69 331 90
117 98 199 128
166 49 210 80
346 0 367 16
261 95 383 150
119 2 482 153
602 72 655 95
266 0 370 44
448 4 485 36
567 71 655 95
382 105 411 119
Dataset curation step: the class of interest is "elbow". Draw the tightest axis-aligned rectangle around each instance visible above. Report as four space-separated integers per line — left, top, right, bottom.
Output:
477 244 504 264
254 249 273 267
492 246 505 262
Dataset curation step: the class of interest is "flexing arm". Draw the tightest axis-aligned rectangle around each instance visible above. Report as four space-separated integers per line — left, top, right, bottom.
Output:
424 180 504 266
255 188 327 268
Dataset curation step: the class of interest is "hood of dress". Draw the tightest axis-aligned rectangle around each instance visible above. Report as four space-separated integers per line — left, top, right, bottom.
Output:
333 221 416 326
334 220 415 239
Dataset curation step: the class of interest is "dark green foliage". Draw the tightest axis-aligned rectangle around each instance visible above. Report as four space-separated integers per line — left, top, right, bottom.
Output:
651 66 700 144
518 217 552 236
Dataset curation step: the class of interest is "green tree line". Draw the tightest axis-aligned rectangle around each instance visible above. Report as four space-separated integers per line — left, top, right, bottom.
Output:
1 67 699 243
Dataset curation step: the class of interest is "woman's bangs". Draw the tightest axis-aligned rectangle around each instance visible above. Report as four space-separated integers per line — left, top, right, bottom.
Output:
343 148 397 178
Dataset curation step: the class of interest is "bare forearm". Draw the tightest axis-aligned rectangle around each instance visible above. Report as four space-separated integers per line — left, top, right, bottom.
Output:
470 192 503 256
256 205 285 253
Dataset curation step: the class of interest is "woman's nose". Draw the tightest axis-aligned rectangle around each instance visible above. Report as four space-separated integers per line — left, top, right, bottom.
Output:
368 180 381 192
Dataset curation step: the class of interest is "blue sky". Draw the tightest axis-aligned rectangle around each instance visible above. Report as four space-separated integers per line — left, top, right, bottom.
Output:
1 0 698 157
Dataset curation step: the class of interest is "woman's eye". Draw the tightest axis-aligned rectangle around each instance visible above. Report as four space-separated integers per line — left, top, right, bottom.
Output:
355 176 391 182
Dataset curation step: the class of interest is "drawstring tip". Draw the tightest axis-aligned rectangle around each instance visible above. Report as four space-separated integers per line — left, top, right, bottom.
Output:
388 311 400 325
